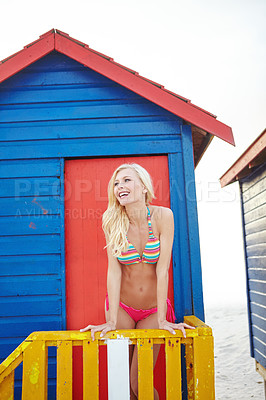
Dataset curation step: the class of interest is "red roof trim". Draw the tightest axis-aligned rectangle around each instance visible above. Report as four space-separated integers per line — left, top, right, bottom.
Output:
0 29 234 145
0 31 54 82
39 29 57 39
220 129 266 187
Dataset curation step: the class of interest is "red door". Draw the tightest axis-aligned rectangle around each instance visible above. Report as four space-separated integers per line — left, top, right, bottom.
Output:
65 156 175 399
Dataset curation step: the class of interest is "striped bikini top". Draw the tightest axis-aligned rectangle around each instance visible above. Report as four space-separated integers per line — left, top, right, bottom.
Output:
117 207 160 265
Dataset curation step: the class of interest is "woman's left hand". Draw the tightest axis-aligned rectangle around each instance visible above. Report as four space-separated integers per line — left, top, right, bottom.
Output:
159 320 195 338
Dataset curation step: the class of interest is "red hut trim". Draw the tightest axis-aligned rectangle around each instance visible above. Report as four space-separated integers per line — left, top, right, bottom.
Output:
0 29 234 145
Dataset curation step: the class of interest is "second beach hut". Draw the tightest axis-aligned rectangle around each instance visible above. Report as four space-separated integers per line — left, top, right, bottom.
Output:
221 129 266 396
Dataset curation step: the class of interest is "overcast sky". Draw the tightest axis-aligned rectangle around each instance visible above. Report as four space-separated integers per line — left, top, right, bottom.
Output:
1 0 265 310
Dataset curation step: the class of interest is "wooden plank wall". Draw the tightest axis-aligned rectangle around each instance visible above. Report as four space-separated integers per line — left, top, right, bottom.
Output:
0 158 64 398
0 51 183 399
0 52 182 161
240 162 266 369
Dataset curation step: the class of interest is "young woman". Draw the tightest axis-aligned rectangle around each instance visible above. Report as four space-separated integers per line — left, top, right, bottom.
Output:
80 163 194 399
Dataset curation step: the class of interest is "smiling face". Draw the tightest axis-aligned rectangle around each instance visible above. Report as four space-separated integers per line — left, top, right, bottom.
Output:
114 168 147 206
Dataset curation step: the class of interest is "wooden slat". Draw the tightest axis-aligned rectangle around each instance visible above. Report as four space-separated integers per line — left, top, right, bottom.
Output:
27 328 196 342
107 339 130 400
22 341 48 400
83 340 99 400
165 338 181 400
0 101 170 123
253 336 266 358
193 336 215 400
0 320 62 340
249 279 266 294
242 176 266 203
0 118 180 142
250 301 266 319
243 203 266 225
0 298 61 317
185 341 194 400
245 216 266 236
0 370 14 400
0 235 60 257
0 276 61 296
247 255 266 269
0 216 60 237
168 152 193 321
0 254 60 276
56 341 72 400
246 243 266 257
0 137 181 161
246 230 266 246
181 125 204 320
0 159 60 178
243 191 266 214
1 65 112 88
0 84 139 105
0 235 60 256
184 315 212 336
137 338 153 399
0 177 60 197
249 290 266 307
0 196 60 217
251 313 266 332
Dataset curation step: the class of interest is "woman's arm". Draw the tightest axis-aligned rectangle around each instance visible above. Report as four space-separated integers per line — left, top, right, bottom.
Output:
156 207 174 324
106 246 122 326
80 244 122 340
156 207 195 337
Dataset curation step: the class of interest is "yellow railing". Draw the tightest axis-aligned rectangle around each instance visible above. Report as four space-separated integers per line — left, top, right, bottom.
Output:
0 315 215 400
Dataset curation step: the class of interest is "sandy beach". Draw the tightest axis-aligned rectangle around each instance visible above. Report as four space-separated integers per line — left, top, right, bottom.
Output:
205 305 264 399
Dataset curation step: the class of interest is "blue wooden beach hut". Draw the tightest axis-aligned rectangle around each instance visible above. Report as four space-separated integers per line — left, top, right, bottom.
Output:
0 29 234 399
221 129 266 394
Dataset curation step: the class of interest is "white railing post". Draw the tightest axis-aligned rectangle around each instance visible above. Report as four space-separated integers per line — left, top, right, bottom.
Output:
107 338 130 400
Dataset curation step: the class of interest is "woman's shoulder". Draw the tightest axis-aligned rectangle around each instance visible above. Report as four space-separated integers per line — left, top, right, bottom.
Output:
149 205 173 221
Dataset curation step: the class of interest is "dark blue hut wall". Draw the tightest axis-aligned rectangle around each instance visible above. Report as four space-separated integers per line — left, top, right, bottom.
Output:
240 162 266 369
0 158 64 357
0 51 182 160
0 51 183 363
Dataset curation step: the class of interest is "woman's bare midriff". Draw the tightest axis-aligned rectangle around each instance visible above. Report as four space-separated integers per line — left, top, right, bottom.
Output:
120 262 157 310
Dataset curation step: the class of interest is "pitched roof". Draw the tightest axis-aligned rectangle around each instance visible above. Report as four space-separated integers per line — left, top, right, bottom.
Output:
0 29 234 162
220 129 266 187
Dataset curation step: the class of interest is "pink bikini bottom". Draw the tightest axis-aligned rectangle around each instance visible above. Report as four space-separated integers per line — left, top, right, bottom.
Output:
105 294 176 323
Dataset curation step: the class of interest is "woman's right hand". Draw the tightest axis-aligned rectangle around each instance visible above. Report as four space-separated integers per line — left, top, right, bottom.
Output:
80 321 116 341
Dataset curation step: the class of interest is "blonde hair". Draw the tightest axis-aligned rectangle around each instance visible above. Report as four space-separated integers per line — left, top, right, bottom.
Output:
102 163 155 257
